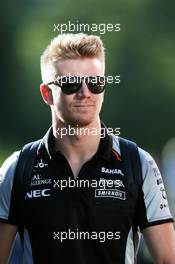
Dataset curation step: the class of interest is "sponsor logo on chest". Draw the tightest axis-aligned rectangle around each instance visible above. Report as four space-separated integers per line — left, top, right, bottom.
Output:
95 167 126 200
30 174 52 187
95 189 126 200
25 189 51 199
101 167 124 176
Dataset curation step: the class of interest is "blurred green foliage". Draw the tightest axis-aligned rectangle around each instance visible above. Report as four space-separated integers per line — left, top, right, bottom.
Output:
0 0 175 163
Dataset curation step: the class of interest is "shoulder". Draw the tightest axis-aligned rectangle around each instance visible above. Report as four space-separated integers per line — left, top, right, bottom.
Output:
111 134 173 225
111 134 158 170
138 146 160 178
0 151 20 185
111 134 163 185
0 151 20 222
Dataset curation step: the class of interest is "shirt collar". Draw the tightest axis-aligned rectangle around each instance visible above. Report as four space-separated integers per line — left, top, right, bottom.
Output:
39 123 112 161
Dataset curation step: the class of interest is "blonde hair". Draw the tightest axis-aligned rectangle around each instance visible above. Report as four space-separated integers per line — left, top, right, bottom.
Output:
40 33 105 83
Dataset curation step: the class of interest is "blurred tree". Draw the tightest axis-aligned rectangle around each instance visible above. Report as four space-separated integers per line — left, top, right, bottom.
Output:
0 0 175 159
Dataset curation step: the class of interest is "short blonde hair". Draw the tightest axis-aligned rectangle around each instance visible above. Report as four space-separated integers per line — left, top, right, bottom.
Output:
40 33 105 83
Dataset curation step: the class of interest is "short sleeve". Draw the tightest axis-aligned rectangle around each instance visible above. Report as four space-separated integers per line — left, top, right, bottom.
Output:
0 151 20 224
136 148 173 231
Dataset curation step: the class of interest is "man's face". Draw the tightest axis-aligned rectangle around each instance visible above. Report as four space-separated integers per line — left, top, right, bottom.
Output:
50 57 105 127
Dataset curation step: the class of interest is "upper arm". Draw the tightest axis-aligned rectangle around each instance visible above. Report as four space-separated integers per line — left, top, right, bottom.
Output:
136 149 175 262
136 148 173 231
143 223 175 263
0 152 20 263
0 151 20 224
0 222 17 264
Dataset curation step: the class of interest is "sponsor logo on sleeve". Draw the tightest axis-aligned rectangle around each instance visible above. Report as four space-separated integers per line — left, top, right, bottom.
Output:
160 187 167 200
160 203 168 210
156 178 163 185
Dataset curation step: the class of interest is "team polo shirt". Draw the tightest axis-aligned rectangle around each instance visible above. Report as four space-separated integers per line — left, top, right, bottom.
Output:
0 127 173 264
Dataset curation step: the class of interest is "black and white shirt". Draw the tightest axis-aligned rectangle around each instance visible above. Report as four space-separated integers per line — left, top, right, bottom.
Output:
0 127 173 264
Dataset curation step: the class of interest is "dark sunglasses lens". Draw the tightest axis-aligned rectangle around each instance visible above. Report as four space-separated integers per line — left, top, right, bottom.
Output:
87 77 105 94
61 77 81 94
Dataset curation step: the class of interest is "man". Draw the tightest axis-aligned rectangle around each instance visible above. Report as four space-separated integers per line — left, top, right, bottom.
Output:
0 33 175 264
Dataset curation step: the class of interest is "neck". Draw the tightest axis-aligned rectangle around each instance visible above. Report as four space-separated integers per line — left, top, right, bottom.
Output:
52 118 101 162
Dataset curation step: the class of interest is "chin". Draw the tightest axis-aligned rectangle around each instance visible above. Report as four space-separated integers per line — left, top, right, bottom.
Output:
66 115 95 127
70 119 92 127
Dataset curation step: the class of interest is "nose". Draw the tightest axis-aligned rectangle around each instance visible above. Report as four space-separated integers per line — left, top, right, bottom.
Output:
76 80 91 99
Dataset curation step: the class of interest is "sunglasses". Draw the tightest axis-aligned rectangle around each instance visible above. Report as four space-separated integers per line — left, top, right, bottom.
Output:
47 76 106 95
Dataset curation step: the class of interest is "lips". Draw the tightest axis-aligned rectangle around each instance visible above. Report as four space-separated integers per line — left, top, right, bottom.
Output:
73 105 94 107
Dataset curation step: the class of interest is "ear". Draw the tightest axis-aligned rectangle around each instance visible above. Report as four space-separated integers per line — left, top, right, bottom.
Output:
40 84 53 105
